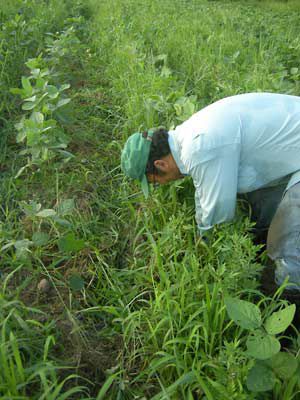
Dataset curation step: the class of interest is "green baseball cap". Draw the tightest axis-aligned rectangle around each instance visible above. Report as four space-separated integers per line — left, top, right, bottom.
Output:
121 130 154 197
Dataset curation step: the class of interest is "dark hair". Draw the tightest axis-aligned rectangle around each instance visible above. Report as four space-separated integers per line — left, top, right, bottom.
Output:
146 128 170 176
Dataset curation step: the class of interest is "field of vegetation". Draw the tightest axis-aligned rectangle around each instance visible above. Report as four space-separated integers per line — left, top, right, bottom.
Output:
1 0 300 398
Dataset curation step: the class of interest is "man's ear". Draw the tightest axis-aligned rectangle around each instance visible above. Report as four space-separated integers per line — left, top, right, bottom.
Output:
154 159 169 173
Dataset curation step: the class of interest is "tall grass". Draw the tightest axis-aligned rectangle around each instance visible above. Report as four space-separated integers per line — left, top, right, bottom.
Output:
85 0 300 397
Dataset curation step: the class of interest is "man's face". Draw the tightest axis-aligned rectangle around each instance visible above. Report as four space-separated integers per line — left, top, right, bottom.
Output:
147 172 175 185
146 155 184 185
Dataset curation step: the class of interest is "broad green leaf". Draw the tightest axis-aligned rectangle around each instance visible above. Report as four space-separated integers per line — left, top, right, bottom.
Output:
266 352 298 379
31 147 42 161
183 101 195 117
21 77 32 95
46 85 59 99
224 297 261 330
31 112 44 124
58 150 74 159
36 209 57 218
14 239 32 250
58 233 85 253
265 304 296 335
69 274 85 291
59 83 71 92
53 217 72 227
24 95 37 102
15 118 25 130
21 201 41 216
10 87 25 96
26 129 40 146
16 130 27 143
247 362 276 392
25 58 39 69
31 68 41 78
58 199 75 216
14 239 32 260
24 118 36 129
36 77 46 90
32 232 49 246
246 331 280 360
22 101 36 111
44 118 57 128
57 98 71 108
174 103 181 116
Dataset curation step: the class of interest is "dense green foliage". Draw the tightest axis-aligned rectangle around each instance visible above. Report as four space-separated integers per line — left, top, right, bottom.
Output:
1 0 300 398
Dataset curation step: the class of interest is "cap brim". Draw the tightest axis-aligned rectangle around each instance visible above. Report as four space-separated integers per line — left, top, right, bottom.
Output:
141 174 149 198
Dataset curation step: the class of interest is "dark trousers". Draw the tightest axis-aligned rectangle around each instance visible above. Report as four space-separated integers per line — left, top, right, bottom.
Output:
244 182 300 290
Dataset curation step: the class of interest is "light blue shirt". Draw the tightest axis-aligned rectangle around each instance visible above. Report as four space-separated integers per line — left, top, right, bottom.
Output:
168 93 300 235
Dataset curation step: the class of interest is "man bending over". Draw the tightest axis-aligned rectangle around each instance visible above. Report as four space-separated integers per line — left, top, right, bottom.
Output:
121 93 300 292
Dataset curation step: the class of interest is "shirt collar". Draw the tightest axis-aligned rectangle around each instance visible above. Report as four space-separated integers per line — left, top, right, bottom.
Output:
168 130 189 175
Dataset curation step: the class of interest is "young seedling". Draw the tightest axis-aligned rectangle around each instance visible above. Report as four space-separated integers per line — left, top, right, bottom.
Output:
225 296 297 393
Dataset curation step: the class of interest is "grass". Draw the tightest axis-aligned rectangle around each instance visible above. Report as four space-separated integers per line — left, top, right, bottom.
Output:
1 0 300 398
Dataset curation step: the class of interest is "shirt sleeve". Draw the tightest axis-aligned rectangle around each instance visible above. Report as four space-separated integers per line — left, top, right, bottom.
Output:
190 144 240 236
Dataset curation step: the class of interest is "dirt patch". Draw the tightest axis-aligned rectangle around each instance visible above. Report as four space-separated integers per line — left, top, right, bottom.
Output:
6 264 121 396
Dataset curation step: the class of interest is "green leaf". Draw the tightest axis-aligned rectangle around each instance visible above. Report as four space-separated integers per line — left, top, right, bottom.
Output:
26 129 40 146
21 201 41 216
46 85 59 99
58 199 75 216
36 209 57 218
267 352 298 379
58 150 74 159
56 98 71 108
24 95 37 102
36 77 46 90
31 68 41 78
69 274 85 291
15 118 24 130
22 102 36 111
265 304 296 335
14 239 32 260
58 233 85 253
32 232 49 246
183 101 195 117
247 362 276 392
224 297 262 330
21 77 32 96
10 87 25 96
25 58 40 69
53 217 72 227
174 103 182 116
31 112 44 124
246 330 280 360
16 130 27 143
14 239 32 250
59 83 71 92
